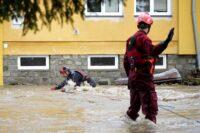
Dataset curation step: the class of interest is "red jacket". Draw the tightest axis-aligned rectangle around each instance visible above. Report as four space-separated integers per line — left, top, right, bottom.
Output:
124 31 166 77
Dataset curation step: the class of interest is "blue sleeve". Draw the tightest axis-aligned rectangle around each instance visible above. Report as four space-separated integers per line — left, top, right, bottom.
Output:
56 79 68 89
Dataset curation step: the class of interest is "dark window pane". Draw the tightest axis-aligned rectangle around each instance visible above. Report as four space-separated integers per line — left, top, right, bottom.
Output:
136 0 150 12
154 0 167 12
87 0 101 12
156 57 163 66
20 57 46 66
91 57 115 66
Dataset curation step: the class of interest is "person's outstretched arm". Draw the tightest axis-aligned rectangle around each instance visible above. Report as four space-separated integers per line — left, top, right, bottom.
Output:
51 79 68 90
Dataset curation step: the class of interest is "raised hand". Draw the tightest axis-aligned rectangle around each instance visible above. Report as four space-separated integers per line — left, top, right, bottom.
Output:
166 27 174 42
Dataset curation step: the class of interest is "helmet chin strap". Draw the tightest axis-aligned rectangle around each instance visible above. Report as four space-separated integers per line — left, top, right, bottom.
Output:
143 25 151 34
146 26 151 34
139 27 151 34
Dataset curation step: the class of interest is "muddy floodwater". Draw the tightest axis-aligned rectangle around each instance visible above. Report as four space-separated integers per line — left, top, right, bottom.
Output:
0 84 200 133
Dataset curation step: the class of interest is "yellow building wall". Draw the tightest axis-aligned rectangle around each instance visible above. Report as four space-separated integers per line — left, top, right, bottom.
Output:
3 0 178 55
178 0 199 55
0 24 3 86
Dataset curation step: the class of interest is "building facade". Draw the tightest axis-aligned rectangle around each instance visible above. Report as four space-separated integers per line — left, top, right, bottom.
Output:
0 0 200 85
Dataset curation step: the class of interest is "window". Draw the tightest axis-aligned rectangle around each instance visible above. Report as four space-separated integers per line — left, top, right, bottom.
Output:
88 55 118 70
11 16 24 29
155 55 167 69
134 0 171 16
18 56 49 70
85 0 123 16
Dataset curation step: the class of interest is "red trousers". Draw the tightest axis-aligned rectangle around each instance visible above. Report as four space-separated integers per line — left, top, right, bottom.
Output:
127 73 158 123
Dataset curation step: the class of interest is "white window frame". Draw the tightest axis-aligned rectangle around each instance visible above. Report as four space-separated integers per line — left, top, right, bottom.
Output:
18 56 49 70
11 16 24 29
85 0 123 17
88 55 118 70
155 55 167 69
134 0 172 16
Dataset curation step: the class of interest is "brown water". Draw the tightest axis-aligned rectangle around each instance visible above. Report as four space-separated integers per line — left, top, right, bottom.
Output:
0 85 200 133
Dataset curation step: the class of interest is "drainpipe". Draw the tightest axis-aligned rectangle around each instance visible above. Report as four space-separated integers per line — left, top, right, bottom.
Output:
192 0 200 69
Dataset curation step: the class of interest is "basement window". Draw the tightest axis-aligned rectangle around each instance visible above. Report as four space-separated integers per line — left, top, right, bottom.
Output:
134 0 171 16
85 0 123 17
18 56 49 70
88 55 118 70
155 55 167 69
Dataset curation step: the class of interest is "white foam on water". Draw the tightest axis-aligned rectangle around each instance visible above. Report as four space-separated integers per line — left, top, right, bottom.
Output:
158 89 200 102
158 119 200 130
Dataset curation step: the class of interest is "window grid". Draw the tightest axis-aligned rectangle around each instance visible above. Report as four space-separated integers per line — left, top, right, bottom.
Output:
134 0 171 16
85 0 123 17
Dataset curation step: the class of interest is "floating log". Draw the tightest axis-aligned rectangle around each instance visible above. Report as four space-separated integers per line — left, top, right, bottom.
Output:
115 68 182 85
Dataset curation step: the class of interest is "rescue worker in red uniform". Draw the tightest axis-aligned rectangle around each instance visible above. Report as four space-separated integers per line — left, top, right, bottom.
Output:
124 13 174 124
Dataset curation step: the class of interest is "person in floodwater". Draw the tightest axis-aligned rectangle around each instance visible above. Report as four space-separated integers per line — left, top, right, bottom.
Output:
51 66 96 92
123 12 174 124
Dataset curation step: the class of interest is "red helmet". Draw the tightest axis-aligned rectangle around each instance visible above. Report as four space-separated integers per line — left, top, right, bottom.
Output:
137 13 153 25
59 67 69 74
